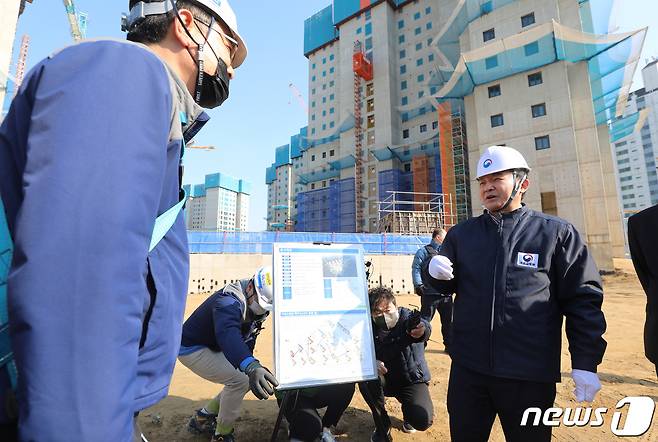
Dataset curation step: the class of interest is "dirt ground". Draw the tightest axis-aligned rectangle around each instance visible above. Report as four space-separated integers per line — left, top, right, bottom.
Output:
139 259 658 441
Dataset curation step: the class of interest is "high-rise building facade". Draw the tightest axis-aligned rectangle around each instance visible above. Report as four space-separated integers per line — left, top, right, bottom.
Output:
265 0 646 270
184 173 251 232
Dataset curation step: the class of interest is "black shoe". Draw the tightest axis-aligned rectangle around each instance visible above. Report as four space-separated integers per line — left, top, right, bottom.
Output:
371 428 392 442
187 409 217 435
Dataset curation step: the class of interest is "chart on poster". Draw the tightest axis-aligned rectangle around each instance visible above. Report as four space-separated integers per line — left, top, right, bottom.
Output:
273 243 378 390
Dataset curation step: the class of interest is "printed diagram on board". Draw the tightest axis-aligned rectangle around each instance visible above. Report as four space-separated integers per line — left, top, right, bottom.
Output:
285 319 361 367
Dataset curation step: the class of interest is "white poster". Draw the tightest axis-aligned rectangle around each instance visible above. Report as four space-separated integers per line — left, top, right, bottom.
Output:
273 243 378 390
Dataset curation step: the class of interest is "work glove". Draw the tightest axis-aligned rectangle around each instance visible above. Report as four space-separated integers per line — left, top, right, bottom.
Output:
244 360 279 400
572 369 601 402
428 255 454 280
414 285 425 296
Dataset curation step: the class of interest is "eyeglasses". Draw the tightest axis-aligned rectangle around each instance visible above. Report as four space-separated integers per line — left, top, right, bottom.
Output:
194 17 238 63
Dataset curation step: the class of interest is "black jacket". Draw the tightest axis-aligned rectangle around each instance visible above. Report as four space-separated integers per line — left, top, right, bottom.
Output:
628 205 658 364
429 205 606 383
373 307 432 387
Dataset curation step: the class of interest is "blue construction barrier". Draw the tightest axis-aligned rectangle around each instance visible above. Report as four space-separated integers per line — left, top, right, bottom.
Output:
188 231 431 255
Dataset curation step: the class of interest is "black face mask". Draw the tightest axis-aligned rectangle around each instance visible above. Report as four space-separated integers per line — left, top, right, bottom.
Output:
173 9 231 109
197 56 230 109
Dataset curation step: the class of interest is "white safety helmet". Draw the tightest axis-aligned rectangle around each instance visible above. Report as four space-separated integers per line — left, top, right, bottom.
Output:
253 266 273 311
124 0 247 67
476 145 531 180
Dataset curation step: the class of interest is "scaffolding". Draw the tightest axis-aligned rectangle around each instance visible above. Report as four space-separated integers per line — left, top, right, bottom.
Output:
377 191 456 235
439 101 471 224
353 40 373 233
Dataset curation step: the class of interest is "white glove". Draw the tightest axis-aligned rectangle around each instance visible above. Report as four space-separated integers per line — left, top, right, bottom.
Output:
572 369 601 402
428 255 454 280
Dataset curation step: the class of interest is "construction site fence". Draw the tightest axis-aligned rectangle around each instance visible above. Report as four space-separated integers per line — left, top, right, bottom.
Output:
188 231 431 255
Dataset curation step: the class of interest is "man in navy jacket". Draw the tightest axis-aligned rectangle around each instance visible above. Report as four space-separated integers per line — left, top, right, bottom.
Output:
178 267 278 442
0 1 247 440
428 146 607 442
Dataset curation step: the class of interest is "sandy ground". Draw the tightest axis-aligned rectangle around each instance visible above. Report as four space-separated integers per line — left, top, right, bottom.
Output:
139 259 658 441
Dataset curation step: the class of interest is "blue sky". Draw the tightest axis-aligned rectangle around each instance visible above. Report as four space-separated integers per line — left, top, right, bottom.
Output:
8 0 658 231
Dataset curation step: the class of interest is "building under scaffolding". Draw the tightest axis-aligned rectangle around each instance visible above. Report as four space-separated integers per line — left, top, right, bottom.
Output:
377 191 456 235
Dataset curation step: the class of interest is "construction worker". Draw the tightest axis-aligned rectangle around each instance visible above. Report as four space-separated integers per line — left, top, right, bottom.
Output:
362 286 434 442
411 227 452 352
276 384 355 442
178 267 279 442
428 146 607 442
0 0 247 440
628 204 658 378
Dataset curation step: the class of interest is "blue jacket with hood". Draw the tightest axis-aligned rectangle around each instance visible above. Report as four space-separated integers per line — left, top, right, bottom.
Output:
0 40 208 441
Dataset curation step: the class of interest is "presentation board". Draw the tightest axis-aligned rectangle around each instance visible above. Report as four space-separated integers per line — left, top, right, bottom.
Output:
273 243 378 390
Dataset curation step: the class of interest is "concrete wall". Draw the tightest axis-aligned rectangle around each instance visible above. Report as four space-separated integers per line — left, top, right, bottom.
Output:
188 253 417 296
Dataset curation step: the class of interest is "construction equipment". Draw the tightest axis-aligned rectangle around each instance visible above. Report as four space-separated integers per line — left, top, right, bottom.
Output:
288 83 308 114
352 41 373 233
13 35 30 98
63 0 84 42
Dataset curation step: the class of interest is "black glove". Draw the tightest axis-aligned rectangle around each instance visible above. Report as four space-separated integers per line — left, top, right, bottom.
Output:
244 360 279 400
414 285 425 296
406 309 422 333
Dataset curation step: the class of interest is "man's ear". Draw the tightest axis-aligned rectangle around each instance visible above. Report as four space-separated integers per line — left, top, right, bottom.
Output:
171 8 196 48
519 177 530 194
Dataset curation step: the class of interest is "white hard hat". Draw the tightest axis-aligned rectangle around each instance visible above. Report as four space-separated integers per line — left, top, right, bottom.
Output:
253 266 273 311
192 0 247 68
476 146 531 180
124 0 247 67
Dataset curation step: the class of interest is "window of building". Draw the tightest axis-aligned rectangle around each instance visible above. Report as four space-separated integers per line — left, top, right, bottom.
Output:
311 183 315 189
322 110 326 116
322 123 326 130
415 27 421 35
322 152 327 158
428 53 434 62
367 99 375 112
399 34 405 44
329 80 335 87
367 131 375 145
367 115 375 129
490 113 504 127
329 67 334 74
403 129 409 138
417 74 424 82
418 91 424 98
401 96 408 106
485 55 498 69
404 163 411 172
330 107 335 114
524 42 539 56
420 124 427 133
322 96 326 103
531 103 547 118
416 58 424 66
521 12 536 27
400 65 407 74
311 154 316 161
398 19 404 29
311 75 316 82
535 135 550 150
414 12 421 20
488 84 501 98
426 22 432 30
330 93 335 101
483 28 495 42
365 37 372 50
401 80 407 90
365 22 372 36
426 6 431 14
400 49 406 59
357 27 362 34
365 9 371 20
528 72 543 86
311 114 316 121
416 42 422 51
322 84 327 90
366 83 374 96
330 149 335 156
329 54 334 61
540 192 557 216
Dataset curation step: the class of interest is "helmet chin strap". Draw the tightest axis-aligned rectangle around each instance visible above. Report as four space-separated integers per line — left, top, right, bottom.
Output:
491 170 527 214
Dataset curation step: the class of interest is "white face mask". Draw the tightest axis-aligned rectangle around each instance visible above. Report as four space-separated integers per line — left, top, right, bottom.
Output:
374 307 400 331
249 299 267 316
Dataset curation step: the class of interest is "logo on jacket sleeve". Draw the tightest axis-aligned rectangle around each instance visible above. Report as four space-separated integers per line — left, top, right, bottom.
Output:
517 252 539 269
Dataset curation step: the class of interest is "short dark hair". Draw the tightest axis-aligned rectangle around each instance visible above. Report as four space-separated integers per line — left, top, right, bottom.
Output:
127 1 212 44
432 228 446 240
368 286 396 312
